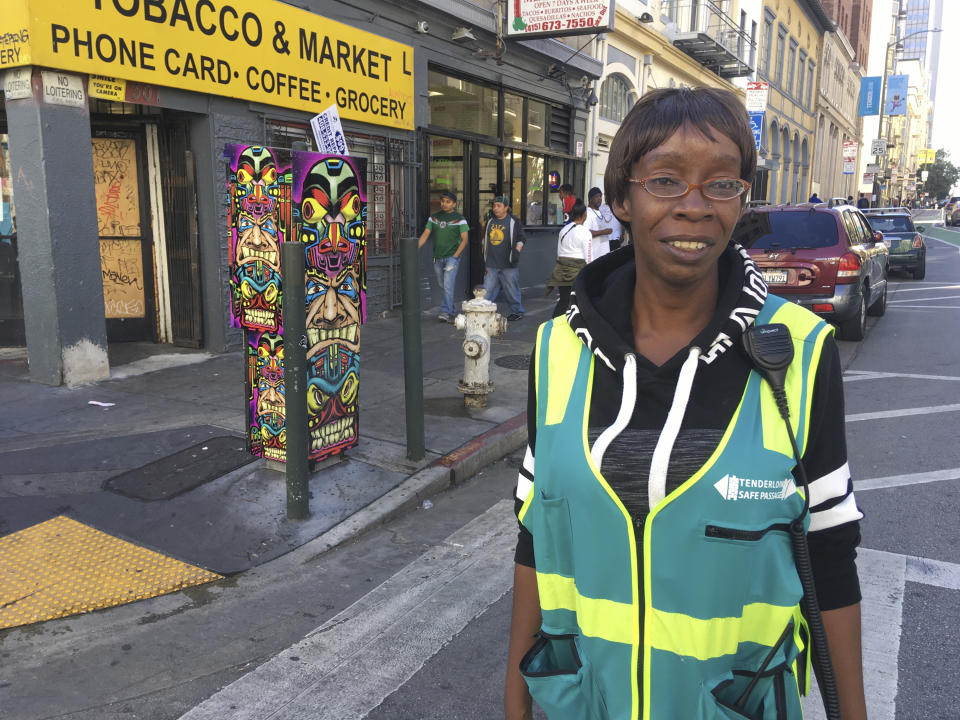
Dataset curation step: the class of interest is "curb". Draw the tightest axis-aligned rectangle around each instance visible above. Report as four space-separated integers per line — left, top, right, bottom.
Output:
296 412 528 558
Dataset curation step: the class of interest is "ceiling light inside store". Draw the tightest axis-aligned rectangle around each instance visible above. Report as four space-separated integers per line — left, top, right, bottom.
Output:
430 91 444 96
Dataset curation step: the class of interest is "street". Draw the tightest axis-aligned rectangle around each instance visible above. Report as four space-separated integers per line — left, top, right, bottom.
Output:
2 226 960 720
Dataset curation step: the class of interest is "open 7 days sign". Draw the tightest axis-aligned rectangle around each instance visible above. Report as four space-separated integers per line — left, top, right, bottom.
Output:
0 0 415 130
507 0 614 38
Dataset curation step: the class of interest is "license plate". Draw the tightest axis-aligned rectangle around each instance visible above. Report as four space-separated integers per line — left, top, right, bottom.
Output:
762 270 788 284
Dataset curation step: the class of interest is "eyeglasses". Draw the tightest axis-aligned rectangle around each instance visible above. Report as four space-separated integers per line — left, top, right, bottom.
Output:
628 175 751 201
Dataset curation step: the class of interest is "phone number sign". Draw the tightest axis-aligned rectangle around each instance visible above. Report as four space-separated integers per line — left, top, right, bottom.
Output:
507 0 614 38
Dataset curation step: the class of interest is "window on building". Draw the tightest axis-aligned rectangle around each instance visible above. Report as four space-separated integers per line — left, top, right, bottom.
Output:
797 50 807 105
787 39 798 97
428 72 499 137
775 25 787 86
599 74 634 123
760 11 774 77
806 62 815 108
427 68 579 226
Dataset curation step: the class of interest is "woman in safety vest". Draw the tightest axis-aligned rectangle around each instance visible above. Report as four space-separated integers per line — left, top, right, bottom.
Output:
505 87 866 720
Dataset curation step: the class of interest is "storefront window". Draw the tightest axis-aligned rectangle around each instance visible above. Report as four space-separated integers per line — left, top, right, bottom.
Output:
428 71 499 137
525 154 544 225
504 93 524 143
527 100 547 147
427 69 582 226
428 136 465 213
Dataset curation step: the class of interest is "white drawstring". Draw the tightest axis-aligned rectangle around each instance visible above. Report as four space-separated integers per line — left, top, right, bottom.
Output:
648 346 702 509
591 354 637 469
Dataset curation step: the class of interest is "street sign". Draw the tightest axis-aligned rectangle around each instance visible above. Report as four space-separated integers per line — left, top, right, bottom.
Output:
871 139 887 156
746 81 769 112
866 163 881 174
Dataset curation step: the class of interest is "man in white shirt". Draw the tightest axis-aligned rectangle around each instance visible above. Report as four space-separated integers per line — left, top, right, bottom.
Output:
599 196 622 250
586 187 612 258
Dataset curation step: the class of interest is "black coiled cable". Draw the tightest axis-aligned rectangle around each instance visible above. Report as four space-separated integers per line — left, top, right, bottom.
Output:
773 387 842 720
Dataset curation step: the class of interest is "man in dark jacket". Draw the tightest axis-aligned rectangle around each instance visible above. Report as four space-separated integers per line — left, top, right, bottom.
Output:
482 196 525 321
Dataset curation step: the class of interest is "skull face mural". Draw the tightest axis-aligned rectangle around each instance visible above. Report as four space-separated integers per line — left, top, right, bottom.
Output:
233 146 282 219
296 156 367 461
248 332 286 461
227 145 291 331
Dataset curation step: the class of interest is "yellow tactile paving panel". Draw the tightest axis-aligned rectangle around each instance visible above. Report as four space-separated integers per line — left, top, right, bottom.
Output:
0 515 222 630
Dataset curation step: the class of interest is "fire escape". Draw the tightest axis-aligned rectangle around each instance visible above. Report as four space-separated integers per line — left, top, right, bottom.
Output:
666 1 756 78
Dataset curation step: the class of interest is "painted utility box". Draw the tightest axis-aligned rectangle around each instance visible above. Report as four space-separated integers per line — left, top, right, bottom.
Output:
225 144 367 464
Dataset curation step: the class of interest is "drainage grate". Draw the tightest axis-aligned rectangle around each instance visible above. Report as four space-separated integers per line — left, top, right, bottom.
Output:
494 354 530 370
103 436 255 501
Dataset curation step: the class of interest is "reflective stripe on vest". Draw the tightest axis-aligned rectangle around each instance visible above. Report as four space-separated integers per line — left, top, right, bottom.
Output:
519 295 831 719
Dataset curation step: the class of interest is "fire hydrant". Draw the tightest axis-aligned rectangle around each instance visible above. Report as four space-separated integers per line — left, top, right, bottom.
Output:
454 287 507 408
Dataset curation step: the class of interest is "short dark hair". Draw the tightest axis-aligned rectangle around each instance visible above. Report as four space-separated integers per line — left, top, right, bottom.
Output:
604 87 756 213
569 201 587 222
588 187 603 199
440 190 457 202
559 183 575 194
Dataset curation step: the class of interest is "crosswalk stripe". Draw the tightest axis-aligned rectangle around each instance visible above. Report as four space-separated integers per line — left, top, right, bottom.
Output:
803 548 905 720
846 402 960 422
178 500 517 720
856 466 960 491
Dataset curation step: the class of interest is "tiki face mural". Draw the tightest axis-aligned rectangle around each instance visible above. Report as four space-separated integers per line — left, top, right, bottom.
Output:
227 146 365 464
247 331 286 461
226 144 291 330
294 154 367 462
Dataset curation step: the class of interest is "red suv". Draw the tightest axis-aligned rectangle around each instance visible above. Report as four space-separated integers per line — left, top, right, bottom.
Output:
732 204 889 341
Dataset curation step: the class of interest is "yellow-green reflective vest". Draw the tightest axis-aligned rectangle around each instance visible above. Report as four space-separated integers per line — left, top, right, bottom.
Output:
519 295 833 719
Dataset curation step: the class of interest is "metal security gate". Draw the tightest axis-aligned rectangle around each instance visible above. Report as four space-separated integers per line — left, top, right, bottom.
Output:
157 120 202 347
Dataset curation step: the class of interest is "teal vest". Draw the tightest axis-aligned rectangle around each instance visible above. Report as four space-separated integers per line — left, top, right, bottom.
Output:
519 295 833 720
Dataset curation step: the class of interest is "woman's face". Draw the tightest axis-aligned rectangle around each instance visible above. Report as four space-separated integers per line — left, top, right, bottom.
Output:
614 123 744 289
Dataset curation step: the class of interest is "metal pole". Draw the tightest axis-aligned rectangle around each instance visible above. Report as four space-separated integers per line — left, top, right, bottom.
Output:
282 241 310 519
400 234 425 460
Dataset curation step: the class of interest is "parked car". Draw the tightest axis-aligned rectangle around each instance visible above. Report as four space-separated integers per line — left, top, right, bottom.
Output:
827 197 849 208
732 204 889 341
863 208 926 279
944 196 960 225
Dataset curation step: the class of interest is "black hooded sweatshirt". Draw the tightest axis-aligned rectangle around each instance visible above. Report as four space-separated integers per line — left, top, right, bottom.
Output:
514 243 862 610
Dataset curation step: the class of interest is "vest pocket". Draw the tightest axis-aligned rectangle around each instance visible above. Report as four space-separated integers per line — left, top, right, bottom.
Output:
533 492 576 578
700 621 802 720
520 632 608 720
701 667 792 720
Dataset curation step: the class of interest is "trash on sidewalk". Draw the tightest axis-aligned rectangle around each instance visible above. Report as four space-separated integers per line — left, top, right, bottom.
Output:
87 400 116 407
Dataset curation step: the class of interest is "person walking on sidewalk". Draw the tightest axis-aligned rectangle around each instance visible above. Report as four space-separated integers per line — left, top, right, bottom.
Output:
586 187 614 257
419 190 469 323
482 196 526 322
505 87 866 720
544 201 592 318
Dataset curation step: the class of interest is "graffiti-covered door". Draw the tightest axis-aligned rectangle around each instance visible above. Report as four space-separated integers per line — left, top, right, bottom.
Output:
92 130 155 342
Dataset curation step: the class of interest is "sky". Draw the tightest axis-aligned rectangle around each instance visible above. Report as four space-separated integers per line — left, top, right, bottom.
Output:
861 0 958 191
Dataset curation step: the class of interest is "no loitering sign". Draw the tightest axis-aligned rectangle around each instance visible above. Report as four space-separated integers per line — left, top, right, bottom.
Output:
40 70 84 107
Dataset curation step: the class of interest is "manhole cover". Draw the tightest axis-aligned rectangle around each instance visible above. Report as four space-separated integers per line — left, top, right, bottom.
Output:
494 354 530 370
103 436 255 501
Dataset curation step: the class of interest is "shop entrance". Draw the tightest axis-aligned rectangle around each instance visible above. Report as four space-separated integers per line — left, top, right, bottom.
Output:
425 136 510 293
92 129 156 342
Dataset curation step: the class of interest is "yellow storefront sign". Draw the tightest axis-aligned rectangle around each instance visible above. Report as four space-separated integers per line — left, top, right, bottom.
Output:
0 0 415 130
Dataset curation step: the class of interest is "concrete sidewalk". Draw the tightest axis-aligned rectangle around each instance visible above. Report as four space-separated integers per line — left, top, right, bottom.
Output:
0 289 555 628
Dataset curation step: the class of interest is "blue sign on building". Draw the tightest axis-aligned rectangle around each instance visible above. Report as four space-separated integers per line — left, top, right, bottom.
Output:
748 111 764 151
858 76 881 116
885 75 909 116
